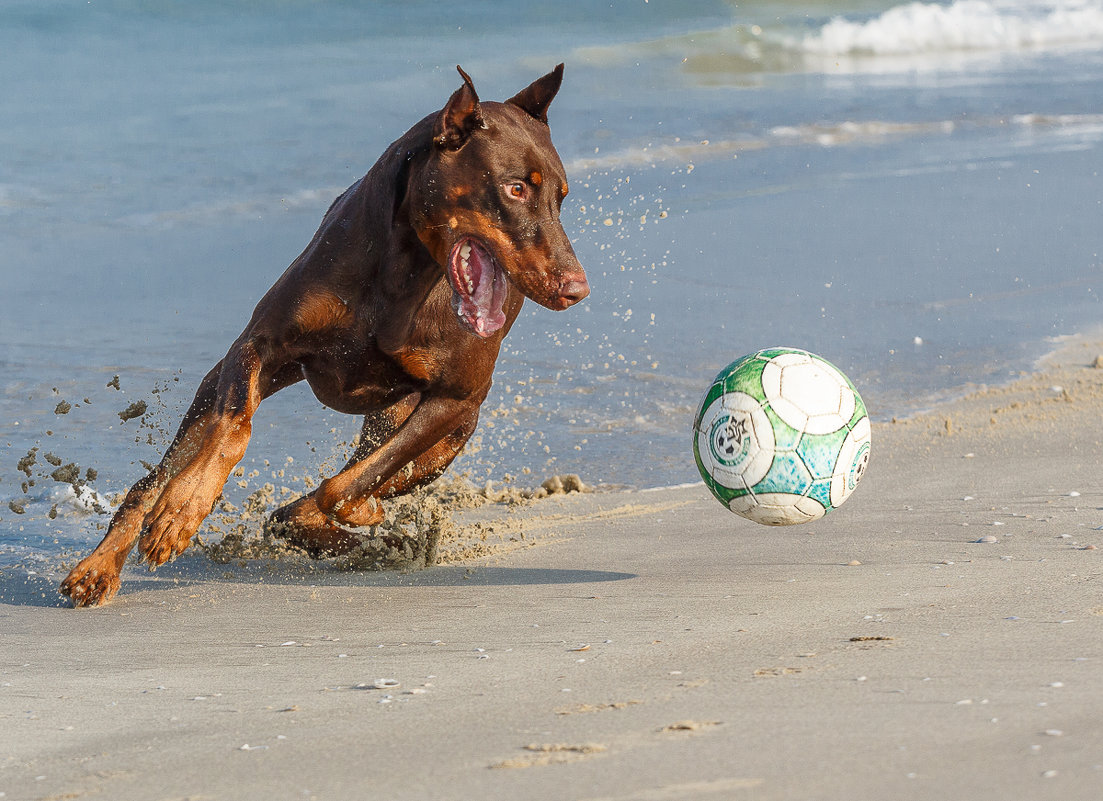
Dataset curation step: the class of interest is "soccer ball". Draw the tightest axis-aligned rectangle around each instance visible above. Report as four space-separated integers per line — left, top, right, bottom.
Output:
692 347 870 525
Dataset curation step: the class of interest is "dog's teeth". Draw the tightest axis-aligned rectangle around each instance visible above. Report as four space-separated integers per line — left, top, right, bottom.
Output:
456 241 480 296
459 243 473 277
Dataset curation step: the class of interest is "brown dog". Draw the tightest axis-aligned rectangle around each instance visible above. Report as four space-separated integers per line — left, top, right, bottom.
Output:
61 65 588 607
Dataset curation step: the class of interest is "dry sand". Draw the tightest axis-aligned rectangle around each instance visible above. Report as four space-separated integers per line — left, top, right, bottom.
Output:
2 337 1103 801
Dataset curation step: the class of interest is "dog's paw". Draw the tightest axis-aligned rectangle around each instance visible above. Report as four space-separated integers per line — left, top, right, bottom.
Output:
330 495 384 529
139 483 208 566
315 479 385 529
138 519 194 567
266 494 366 557
61 557 121 607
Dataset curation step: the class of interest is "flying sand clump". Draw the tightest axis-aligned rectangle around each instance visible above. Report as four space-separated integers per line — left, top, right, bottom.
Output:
6 370 591 575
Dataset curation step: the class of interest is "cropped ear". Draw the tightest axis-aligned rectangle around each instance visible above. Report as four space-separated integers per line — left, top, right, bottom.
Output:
434 66 483 150
506 63 564 124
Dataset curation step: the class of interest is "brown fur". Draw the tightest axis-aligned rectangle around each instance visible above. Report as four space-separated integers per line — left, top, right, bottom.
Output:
61 65 588 606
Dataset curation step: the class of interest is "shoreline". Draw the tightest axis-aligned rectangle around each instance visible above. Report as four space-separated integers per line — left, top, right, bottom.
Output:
5 325 1103 587
2 336 1102 800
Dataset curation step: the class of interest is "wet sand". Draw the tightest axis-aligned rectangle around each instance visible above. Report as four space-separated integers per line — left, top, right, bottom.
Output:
2 337 1102 800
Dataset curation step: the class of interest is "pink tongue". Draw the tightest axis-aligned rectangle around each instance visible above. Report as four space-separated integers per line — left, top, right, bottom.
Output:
455 242 506 337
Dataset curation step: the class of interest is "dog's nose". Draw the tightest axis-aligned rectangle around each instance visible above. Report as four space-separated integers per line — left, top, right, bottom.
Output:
559 278 590 306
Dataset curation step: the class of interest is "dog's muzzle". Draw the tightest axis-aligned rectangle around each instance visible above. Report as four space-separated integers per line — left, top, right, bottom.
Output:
447 237 508 338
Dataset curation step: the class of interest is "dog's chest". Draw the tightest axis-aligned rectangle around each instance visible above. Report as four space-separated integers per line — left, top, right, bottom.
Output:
298 341 424 414
390 346 438 384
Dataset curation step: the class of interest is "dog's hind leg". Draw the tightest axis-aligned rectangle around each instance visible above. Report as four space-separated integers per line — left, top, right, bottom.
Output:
265 395 417 554
315 394 482 527
267 396 479 556
374 407 479 499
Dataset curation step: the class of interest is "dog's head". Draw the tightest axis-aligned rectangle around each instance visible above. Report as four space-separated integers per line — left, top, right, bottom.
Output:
409 65 589 339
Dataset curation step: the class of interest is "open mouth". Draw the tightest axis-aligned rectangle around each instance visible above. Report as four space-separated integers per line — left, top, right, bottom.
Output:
447 237 508 338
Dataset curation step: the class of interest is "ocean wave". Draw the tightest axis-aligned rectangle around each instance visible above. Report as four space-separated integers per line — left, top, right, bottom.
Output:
578 0 1103 79
797 0 1103 58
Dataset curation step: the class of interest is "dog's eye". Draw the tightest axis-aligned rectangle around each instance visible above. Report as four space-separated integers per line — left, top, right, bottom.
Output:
506 182 527 200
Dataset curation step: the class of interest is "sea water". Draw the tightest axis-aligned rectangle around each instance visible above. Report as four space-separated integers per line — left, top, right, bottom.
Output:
2 0 1101 565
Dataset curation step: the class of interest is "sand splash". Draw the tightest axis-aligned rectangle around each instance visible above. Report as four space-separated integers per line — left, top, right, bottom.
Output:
201 472 591 572
5 371 591 575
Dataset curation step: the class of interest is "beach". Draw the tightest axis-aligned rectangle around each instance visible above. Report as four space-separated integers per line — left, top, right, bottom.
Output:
3 1 1103 798
3 335 1101 800
5 0 1103 525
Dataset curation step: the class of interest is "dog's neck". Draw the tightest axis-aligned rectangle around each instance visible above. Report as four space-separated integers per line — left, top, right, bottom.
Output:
360 121 499 353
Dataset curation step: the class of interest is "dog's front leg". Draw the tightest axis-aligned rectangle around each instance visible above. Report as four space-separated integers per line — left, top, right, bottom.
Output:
136 337 273 567
60 364 225 606
313 393 481 528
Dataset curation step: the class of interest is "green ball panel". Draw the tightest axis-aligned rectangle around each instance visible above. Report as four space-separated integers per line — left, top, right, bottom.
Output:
720 358 768 402
797 429 848 481
752 450 813 496
693 380 727 433
847 403 868 431
806 478 835 510
763 404 803 451
701 472 751 505
711 353 758 385
754 346 809 362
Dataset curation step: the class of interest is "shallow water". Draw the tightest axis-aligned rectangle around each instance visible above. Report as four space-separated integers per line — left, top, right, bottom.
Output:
2 0 1102 564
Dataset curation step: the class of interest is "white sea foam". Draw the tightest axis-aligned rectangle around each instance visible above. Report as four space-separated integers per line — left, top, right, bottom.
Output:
798 0 1103 58
574 0 1103 79
27 484 114 516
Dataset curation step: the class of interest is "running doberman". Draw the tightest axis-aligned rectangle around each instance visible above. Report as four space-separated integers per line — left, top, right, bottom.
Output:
61 65 589 607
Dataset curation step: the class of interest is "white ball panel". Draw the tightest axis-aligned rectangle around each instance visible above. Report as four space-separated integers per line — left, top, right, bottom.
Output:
780 358 854 435
696 392 775 490
761 357 808 432
830 416 872 507
729 492 827 526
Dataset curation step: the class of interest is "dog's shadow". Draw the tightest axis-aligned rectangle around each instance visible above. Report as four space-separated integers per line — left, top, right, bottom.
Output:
157 554 637 589
1 557 637 608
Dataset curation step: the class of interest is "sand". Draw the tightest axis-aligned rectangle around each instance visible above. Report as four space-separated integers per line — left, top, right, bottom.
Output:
2 337 1103 800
